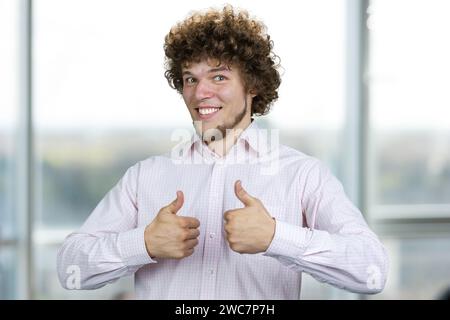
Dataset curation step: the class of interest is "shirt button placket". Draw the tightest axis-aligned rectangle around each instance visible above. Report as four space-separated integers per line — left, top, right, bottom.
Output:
199 160 225 299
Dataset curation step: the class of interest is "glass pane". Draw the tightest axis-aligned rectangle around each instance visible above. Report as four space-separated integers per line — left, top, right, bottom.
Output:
0 248 18 299
0 0 21 300
368 0 450 207
368 236 450 299
34 244 133 299
0 0 20 241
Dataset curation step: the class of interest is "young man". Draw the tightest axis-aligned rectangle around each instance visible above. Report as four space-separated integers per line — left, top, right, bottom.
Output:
57 5 388 299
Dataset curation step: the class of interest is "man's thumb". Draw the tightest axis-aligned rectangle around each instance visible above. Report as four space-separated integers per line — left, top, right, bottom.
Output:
234 180 255 207
167 190 184 214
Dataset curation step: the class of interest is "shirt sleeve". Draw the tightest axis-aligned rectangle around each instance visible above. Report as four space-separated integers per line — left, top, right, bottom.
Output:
263 160 389 294
56 162 156 290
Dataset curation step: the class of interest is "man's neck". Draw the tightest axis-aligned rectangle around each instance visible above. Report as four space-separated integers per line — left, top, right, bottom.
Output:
206 119 252 157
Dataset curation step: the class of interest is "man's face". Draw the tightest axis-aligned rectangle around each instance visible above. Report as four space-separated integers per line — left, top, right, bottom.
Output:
181 59 254 140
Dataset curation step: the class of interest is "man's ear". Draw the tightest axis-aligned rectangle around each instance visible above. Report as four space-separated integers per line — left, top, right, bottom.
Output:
249 89 257 98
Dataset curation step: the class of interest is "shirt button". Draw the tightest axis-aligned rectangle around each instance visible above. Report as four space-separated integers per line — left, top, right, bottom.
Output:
209 269 215 275
209 233 215 239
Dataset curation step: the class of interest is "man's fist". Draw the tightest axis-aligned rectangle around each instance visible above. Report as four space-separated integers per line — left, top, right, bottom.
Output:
224 181 276 254
144 191 200 259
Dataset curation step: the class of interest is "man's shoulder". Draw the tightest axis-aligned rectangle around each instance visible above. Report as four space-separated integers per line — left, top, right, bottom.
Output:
277 143 319 165
275 143 334 176
134 152 173 168
278 143 309 158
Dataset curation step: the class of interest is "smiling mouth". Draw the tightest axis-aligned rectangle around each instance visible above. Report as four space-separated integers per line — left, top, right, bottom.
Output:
194 107 223 120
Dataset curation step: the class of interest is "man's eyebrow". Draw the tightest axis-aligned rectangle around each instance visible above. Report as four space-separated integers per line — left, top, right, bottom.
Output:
208 66 231 73
182 66 231 76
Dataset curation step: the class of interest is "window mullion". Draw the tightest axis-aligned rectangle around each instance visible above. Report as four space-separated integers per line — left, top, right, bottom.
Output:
17 0 34 300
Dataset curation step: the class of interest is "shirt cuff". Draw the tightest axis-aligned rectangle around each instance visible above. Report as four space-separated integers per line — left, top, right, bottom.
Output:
263 219 310 259
117 226 157 267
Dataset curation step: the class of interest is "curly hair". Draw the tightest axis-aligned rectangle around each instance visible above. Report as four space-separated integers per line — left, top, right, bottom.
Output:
164 5 281 116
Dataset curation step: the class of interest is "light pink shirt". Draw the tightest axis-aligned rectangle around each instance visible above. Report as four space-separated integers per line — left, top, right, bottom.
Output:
57 121 388 299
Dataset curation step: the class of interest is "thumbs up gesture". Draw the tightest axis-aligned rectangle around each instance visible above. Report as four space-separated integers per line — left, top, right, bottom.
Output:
144 191 200 259
224 181 276 254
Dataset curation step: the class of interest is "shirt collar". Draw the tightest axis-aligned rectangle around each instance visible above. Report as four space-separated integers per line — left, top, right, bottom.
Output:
238 120 267 156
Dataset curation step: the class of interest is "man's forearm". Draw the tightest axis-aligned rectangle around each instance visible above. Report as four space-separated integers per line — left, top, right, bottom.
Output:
57 228 153 290
263 220 389 294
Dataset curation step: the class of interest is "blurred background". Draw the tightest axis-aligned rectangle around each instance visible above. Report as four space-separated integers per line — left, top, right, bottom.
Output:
1 0 450 300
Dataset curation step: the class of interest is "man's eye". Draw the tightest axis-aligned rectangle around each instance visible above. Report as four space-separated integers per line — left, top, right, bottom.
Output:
213 75 225 81
184 77 196 84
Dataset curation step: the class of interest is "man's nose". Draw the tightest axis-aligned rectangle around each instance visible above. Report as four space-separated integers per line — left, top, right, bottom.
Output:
194 79 214 100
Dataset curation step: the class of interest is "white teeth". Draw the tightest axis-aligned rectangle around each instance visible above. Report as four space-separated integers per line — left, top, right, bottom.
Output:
198 108 220 115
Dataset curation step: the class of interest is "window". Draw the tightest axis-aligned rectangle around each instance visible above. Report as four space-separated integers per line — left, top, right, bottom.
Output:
5 0 447 300
367 0 450 217
0 0 21 300
366 0 450 299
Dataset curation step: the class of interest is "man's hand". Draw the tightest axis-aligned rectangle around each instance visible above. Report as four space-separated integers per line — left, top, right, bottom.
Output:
144 191 200 259
224 181 276 254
